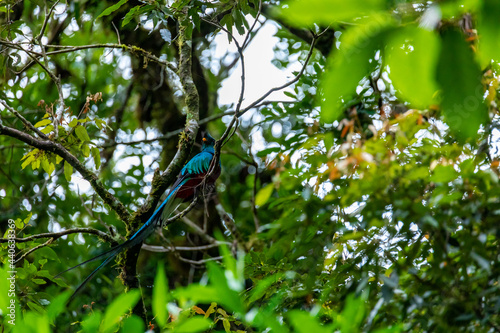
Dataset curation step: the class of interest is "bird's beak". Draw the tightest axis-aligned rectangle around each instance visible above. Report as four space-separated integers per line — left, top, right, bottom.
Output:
202 137 207 142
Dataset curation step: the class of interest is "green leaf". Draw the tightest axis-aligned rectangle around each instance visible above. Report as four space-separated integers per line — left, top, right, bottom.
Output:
47 292 70 322
152 263 169 328
288 310 331 333
222 318 231 332
232 9 246 35
41 158 51 175
173 285 221 305
41 125 54 134
339 294 366 332
15 218 23 229
82 143 91 157
430 165 458 183
436 28 488 141
256 147 281 157
81 312 102 333
94 118 107 130
220 14 233 42
75 125 91 142
32 278 46 284
27 301 46 313
477 0 500 67
121 315 145 333
320 14 395 123
37 246 59 261
122 5 141 27
32 158 41 170
102 289 141 332
64 161 73 181
34 118 52 128
386 26 440 108
97 0 128 19
207 262 244 314
216 231 244 291
91 147 101 169
281 0 385 26
68 118 78 128
23 212 32 225
173 316 212 333
249 273 283 303
255 183 274 207
204 302 217 318
21 154 34 169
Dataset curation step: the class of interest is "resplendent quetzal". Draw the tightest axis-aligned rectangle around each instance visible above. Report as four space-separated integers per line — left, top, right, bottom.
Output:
58 133 221 299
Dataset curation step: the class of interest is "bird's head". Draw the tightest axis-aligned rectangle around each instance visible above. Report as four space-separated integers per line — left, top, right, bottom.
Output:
201 132 216 151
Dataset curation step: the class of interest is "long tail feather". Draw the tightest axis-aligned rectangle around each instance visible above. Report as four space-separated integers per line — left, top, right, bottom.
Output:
60 177 190 301
68 247 122 302
54 242 126 278
128 178 187 243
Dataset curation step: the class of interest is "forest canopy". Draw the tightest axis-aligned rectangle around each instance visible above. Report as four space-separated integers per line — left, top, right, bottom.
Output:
0 0 499 332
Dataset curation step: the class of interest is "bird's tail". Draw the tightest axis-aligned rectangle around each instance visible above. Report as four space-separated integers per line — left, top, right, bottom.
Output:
58 179 188 301
127 178 186 244
66 246 123 302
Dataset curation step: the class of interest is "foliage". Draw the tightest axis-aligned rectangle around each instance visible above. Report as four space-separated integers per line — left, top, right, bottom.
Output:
1 0 500 332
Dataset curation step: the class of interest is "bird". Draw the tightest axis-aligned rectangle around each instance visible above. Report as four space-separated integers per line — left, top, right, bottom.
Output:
57 133 221 300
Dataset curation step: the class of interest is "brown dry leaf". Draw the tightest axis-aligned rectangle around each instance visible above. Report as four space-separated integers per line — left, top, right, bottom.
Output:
192 305 205 315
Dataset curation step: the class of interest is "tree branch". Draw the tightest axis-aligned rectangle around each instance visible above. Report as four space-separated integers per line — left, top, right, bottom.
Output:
0 40 178 75
177 256 223 265
0 227 115 244
181 216 218 244
142 242 227 253
0 99 49 140
44 43 178 72
15 238 54 264
0 123 131 222
140 9 201 221
238 34 317 116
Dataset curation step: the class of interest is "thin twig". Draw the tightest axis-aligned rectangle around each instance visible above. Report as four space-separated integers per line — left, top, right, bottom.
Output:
238 35 317 116
0 40 178 74
0 227 114 244
181 216 218 244
0 99 49 140
16 44 65 139
44 43 178 72
111 21 121 45
177 256 223 265
98 128 181 148
164 197 199 226
15 238 53 264
98 109 235 148
142 242 227 252
34 1 65 138
36 1 60 45
242 0 263 49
